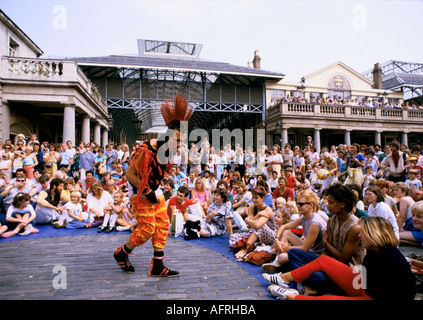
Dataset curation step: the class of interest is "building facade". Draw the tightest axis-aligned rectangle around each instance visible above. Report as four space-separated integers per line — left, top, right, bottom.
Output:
265 61 423 151
0 10 110 146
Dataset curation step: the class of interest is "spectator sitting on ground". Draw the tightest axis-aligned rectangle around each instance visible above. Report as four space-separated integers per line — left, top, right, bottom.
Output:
1 174 33 212
190 178 209 217
199 188 233 238
393 182 415 231
272 177 294 208
2 193 38 238
167 186 198 223
270 190 326 268
400 200 423 247
232 186 275 262
86 180 113 228
29 174 50 202
264 217 416 301
373 179 399 217
33 178 65 225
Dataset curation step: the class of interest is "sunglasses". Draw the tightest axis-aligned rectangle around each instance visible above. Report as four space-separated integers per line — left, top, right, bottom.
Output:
17 180 25 183
296 202 310 207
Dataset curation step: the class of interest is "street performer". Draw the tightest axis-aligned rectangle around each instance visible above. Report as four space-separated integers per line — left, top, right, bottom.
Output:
114 95 193 277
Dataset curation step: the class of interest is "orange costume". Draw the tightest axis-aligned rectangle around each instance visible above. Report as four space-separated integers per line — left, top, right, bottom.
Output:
114 95 193 276
128 140 171 249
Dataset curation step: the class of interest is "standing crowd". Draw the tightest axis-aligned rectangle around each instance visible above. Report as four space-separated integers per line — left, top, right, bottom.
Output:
1 132 423 300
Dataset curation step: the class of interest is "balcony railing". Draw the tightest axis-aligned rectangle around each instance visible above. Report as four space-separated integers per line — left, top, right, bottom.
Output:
1 56 108 112
267 102 423 122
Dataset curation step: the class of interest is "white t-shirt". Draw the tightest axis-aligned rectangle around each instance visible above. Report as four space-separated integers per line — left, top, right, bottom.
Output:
269 154 283 168
87 191 112 217
63 201 83 222
6 204 36 220
368 201 399 240
406 179 422 190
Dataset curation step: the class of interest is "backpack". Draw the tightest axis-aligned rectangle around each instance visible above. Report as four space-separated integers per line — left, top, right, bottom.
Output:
183 220 201 240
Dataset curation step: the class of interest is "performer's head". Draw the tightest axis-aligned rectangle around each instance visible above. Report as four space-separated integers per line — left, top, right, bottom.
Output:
158 95 193 163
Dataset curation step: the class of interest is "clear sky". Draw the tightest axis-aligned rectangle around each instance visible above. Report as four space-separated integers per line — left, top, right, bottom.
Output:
1 0 422 81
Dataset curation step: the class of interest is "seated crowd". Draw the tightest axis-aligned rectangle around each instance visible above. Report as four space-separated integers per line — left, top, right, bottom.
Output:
1 133 423 300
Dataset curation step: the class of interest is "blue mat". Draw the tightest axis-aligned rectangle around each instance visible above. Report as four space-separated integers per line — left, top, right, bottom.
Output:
0 224 274 299
0 224 131 243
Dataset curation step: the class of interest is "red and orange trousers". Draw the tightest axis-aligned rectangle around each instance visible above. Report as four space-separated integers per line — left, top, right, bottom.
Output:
129 194 169 250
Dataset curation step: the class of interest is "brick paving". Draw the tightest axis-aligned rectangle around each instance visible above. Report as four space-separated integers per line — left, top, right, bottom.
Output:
0 234 269 300
0 232 422 300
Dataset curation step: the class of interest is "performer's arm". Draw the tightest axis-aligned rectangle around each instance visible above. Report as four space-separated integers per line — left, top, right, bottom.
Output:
126 147 158 203
126 162 140 190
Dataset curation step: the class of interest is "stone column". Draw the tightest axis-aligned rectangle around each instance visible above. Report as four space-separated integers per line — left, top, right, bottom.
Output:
62 104 76 144
314 128 321 153
375 130 382 146
102 128 109 149
281 127 288 147
402 131 409 147
93 123 101 146
344 129 352 146
1 100 10 142
81 116 91 143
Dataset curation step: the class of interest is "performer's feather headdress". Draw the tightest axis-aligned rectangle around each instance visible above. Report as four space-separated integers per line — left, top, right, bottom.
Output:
160 95 193 129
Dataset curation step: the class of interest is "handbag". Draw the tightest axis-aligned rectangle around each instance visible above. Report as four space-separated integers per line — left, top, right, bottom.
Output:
245 250 275 266
45 161 53 168
99 166 107 175
183 220 201 240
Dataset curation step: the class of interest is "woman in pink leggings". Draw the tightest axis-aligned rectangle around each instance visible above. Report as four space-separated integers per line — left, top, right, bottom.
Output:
266 216 416 300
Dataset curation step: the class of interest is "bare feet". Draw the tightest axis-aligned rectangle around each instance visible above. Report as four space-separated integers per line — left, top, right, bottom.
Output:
235 249 246 260
274 238 284 253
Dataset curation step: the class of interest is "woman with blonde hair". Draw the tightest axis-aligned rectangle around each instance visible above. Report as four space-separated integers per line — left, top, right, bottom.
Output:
86 180 113 228
265 216 416 300
232 181 252 217
22 147 38 179
191 178 209 217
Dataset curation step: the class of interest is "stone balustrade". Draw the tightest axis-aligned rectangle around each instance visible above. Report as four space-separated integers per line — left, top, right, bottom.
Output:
2 56 107 112
267 102 423 122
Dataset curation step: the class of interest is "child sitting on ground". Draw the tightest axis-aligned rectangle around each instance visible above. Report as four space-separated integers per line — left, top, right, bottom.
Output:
98 191 125 233
274 197 286 213
116 203 138 232
2 193 38 238
54 191 90 229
